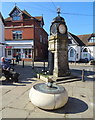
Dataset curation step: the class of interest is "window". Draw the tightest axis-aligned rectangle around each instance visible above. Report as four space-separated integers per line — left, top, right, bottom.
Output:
43 38 46 44
11 9 21 21
13 31 22 40
83 48 88 52
8 50 11 55
70 49 74 57
40 35 42 43
88 37 95 43
23 49 32 58
83 54 87 57
36 48 38 57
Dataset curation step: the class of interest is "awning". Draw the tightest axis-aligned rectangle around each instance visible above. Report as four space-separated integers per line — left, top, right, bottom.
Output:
5 40 34 46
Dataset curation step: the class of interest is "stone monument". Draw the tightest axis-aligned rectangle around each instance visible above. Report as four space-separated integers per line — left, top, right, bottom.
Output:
29 8 68 110
48 8 70 78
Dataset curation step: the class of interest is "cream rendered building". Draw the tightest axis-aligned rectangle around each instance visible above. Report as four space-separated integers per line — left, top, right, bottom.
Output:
0 12 5 60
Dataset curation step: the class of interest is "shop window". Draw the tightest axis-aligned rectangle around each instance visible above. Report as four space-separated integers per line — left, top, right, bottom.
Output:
23 49 32 58
8 50 11 55
13 30 22 40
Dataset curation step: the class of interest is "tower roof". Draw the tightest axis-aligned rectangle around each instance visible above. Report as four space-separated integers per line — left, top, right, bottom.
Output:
52 15 65 23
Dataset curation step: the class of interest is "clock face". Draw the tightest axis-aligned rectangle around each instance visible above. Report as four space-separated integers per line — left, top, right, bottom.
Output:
50 23 57 35
58 24 66 34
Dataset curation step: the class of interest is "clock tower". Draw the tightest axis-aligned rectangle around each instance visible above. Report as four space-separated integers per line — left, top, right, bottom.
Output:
48 8 70 78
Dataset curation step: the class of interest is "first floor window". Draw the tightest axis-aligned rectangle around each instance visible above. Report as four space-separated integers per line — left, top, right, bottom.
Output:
89 37 95 43
40 35 42 43
13 30 22 40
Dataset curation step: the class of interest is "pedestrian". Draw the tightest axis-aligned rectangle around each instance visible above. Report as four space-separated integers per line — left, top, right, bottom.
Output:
1 57 11 71
16 53 19 64
1 57 20 82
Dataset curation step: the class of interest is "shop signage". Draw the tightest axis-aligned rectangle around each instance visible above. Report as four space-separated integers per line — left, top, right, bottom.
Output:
6 46 12 49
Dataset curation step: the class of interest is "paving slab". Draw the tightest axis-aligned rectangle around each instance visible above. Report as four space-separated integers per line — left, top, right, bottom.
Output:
2 107 29 118
0 63 94 119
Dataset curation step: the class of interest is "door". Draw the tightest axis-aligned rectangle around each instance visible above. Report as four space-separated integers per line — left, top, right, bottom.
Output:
6 49 12 58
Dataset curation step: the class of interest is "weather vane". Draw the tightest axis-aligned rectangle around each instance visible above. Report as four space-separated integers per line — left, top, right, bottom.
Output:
15 3 17 6
57 7 61 16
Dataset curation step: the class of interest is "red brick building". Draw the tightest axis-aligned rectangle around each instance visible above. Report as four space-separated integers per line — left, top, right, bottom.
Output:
4 6 48 61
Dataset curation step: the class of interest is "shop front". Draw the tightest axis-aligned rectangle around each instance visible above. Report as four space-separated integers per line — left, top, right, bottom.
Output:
5 40 34 59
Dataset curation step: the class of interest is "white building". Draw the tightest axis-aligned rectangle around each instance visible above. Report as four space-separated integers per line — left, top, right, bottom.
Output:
0 12 5 59
68 33 95 62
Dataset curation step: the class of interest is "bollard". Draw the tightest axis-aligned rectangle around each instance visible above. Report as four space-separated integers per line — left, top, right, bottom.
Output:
22 60 24 68
82 69 85 82
12 59 14 67
32 60 34 69
43 61 45 71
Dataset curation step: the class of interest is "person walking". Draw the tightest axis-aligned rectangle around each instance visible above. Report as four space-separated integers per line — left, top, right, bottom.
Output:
16 53 19 64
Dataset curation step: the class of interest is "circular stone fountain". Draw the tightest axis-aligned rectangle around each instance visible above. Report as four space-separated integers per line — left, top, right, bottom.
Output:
29 82 68 110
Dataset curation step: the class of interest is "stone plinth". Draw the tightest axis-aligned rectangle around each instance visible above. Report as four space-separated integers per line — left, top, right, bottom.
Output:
48 34 70 78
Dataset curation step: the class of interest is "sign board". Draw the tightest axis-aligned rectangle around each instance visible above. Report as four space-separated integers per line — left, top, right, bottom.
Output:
6 46 12 49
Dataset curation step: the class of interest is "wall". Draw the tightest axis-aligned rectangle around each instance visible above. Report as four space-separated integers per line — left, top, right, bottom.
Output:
88 46 95 60
5 18 48 60
81 46 95 60
5 27 34 40
34 23 48 60
68 45 81 62
0 17 5 59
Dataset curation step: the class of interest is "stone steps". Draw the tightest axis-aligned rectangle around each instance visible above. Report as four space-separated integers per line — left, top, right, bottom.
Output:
54 74 79 81
55 78 81 84
37 73 81 83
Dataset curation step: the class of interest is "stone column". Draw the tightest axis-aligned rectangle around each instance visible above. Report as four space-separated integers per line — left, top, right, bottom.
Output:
53 34 70 77
48 51 54 75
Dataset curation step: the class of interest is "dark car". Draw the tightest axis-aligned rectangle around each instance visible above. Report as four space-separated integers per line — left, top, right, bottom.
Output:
5 58 12 63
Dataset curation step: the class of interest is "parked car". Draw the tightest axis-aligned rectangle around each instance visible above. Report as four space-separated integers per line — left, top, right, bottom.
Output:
89 60 95 65
5 58 12 63
79 58 89 63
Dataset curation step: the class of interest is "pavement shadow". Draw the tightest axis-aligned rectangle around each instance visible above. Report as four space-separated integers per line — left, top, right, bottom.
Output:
0 79 26 86
45 97 88 114
56 79 81 84
70 69 95 81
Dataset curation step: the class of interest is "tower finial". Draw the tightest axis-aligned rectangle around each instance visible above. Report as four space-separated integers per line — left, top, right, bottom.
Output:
15 3 17 7
57 7 61 16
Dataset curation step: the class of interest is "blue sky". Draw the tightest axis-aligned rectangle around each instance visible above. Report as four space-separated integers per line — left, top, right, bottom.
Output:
1 2 94 35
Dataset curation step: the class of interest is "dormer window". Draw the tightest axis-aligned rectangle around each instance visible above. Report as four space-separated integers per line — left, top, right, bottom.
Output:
88 36 95 43
11 9 21 21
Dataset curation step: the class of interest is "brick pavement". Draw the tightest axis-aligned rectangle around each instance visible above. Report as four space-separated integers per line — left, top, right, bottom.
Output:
0 62 94 119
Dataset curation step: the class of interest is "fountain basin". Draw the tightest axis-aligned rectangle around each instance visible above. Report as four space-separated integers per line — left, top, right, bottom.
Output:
29 83 68 110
